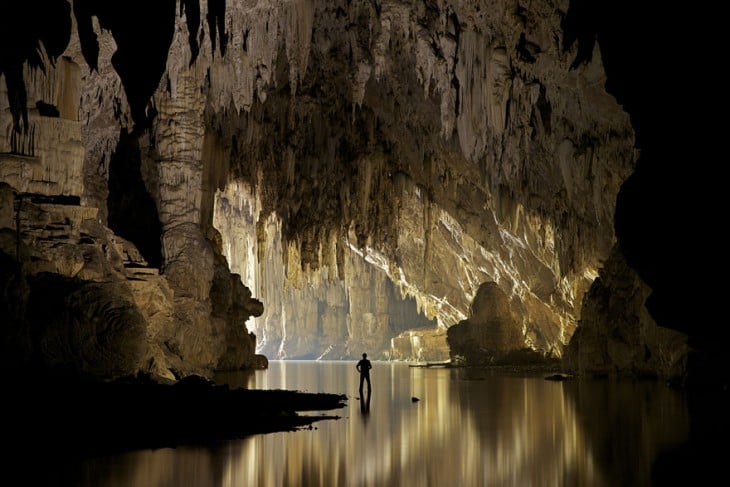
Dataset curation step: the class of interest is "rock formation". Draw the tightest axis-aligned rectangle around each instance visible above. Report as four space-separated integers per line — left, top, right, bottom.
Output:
0 1 265 380
447 281 531 365
563 244 688 380
2 0 712 384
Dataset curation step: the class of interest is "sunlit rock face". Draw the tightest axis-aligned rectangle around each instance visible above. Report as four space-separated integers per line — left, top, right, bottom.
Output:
1 0 639 370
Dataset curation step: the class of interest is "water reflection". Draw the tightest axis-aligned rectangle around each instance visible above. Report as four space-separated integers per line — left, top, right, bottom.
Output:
360 389 371 416
70 361 689 486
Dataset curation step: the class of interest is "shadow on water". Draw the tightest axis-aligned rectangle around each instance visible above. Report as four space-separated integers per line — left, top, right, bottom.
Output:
561 377 689 487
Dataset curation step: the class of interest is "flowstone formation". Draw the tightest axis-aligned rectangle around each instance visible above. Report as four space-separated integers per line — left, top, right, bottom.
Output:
2 0 647 374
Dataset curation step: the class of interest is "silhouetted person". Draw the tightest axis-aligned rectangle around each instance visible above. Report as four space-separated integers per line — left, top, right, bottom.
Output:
356 352 372 396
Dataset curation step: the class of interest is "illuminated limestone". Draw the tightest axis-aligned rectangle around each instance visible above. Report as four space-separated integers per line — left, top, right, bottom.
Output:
1 0 641 371
0 56 83 198
193 0 633 361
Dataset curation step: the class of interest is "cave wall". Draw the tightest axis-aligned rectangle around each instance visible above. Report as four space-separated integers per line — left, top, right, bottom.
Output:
199 0 635 360
213 181 436 360
563 244 688 380
0 1 264 380
1 0 648 371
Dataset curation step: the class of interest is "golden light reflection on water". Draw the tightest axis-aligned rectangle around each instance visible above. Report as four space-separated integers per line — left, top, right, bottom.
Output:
81 362 689 487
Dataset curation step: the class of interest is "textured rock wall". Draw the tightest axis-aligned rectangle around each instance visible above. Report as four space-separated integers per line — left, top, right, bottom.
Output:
0 178 263 379
0 182 146 377
213 180 435 359
69 0 635 362
562 244 688 380
0 56 84 197
2 0 643 370
0 2 264 379
198 0 634 361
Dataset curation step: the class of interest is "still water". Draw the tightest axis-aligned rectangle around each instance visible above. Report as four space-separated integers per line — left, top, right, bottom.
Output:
71 361 688 486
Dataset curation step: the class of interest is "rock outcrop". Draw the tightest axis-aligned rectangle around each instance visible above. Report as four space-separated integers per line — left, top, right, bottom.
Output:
0 0 265 379
6 373 347 455
0 182 264 379
562 244 688 381
447 281 545 365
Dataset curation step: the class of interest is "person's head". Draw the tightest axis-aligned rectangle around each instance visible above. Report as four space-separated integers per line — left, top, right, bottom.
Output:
362 353 367 359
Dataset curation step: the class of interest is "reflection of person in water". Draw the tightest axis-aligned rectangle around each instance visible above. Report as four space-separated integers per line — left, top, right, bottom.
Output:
360 389 371 415
356 352 372 396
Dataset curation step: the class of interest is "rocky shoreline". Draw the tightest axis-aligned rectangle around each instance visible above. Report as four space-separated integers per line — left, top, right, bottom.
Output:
6 373 348 455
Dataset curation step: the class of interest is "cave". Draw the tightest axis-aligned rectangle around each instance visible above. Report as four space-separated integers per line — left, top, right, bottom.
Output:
0 0 726 482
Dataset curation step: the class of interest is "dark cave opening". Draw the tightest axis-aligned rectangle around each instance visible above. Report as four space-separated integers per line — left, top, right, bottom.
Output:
107 129 163 268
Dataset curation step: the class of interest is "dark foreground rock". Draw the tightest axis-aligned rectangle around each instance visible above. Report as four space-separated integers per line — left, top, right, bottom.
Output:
5 373 348 454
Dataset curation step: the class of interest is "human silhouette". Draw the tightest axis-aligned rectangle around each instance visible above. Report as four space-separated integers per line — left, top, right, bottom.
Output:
356 352 372 396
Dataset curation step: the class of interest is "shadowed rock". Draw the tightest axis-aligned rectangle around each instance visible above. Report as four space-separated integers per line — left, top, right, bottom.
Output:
447 282 527 365
6 373 348 454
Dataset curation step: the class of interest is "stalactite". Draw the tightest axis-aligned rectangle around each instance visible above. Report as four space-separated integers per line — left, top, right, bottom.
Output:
283 0 314 97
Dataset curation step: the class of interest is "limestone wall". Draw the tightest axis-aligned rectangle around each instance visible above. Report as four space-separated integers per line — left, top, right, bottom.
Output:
0 56 84 197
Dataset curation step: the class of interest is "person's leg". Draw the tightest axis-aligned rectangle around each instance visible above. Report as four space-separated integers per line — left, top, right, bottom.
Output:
365 375 371 394
359 375 364 394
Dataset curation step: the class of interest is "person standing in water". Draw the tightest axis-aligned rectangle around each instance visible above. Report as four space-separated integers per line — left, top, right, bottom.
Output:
356 352 372 396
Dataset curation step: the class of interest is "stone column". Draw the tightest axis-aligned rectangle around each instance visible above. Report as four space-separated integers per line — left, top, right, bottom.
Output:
149 17 224 373
154 60 211 300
